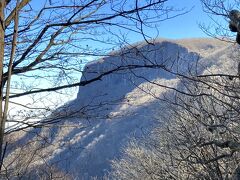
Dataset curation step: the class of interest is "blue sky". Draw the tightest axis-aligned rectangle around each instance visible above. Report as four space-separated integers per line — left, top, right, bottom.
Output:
122 0 228 44
153 0 226 39
30 0 227 42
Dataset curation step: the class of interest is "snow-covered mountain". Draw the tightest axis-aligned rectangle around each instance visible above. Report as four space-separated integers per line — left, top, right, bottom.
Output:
5 38 238 179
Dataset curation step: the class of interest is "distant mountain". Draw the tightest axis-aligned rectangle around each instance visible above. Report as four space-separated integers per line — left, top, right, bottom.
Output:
5 38 237 179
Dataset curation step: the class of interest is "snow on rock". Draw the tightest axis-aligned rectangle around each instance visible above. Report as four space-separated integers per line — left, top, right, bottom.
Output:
74 40 202 114
5 38 234 179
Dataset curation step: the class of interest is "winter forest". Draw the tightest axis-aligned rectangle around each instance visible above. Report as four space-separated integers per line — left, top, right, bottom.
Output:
0 0 240 179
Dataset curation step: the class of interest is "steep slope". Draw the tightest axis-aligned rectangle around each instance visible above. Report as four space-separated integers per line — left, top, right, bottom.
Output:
5 38 234 179
72 38 228 115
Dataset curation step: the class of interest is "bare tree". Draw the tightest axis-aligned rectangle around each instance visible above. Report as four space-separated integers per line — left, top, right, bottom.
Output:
110 1 240 179
199 0 240 43
0 0 190 177
111 67 240 179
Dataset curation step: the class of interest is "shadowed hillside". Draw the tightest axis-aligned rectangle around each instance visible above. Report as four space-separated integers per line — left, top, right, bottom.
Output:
4 38 236 179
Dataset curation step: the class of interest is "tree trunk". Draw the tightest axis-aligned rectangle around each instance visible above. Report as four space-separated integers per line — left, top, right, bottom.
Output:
0 0 5 171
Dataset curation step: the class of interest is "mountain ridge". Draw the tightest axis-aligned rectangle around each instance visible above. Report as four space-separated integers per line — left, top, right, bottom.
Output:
4 38 235 179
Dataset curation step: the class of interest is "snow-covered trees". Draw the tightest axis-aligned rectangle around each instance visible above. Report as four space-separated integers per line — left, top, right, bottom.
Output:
111 72 240 179
110 2 240 179
0 0 185 177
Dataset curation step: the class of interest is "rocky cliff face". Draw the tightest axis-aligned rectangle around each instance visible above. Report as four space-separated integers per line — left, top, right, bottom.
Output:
5 38 234 179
